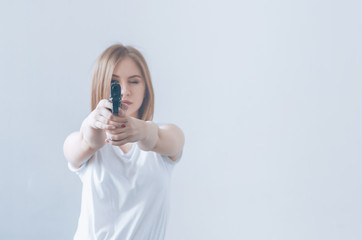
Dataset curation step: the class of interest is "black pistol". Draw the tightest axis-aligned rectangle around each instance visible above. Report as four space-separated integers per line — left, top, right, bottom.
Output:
109 80 122 115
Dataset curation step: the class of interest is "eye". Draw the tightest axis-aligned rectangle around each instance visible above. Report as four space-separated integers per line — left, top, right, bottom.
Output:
130 81 139 84
111 79 119 84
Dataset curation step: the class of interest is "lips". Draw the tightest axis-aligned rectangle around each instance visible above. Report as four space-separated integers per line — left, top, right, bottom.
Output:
122 100 132 105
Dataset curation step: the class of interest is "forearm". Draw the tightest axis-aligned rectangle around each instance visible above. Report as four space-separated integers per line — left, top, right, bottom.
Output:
137 121 184 158
63 114 106 167
80 115 106 150
137 121 159 151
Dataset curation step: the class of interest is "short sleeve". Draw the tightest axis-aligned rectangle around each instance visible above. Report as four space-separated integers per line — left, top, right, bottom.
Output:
67 161 87 175
164 149 183 165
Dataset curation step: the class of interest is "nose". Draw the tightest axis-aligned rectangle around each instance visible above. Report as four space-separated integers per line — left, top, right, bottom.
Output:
121 83 130 97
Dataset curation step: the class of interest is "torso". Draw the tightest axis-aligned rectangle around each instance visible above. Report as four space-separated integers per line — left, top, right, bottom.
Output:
119 143 133 154
71 142 175 239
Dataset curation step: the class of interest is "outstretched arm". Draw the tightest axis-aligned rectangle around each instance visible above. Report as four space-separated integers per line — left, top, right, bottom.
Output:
138 121 185 162
105 118 185 162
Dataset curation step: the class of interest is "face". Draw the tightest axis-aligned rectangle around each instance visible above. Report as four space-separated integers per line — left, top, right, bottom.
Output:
112 57 146 118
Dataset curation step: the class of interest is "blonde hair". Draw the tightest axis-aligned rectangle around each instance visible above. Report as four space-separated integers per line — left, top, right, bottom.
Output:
90 44 154 121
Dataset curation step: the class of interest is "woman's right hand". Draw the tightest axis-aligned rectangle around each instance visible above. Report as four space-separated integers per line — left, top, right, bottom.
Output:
87 99 129 131
64 99 129 166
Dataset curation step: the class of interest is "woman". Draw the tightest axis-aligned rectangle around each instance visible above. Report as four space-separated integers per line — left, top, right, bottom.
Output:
63 44 184 240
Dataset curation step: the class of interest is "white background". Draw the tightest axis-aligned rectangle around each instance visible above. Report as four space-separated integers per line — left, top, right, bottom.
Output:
0 0 361 239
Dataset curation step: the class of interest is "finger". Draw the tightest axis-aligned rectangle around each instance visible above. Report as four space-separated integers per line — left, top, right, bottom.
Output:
104 117 128 127
95 114 119 129
106 132 128 141
97 99 113 110
95 121 116 130
98 108 128 125
106 137 130 146
96 115 113 125
98 107 113 120
110 121 128 128
106 127 127 135
109 113 128 124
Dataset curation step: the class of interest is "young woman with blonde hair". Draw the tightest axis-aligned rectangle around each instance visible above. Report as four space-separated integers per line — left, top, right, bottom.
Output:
63 44 184 239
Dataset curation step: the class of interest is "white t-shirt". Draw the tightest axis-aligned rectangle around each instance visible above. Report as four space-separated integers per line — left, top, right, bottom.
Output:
68 142 182 240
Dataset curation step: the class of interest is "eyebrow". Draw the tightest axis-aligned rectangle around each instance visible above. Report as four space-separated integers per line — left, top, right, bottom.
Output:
112 74 142 79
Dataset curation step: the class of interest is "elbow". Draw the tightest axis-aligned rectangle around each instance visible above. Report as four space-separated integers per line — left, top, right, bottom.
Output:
63 132 78 163
158 124 185 156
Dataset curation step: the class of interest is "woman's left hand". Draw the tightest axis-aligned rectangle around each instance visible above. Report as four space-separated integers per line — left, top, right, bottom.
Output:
105 115 147 146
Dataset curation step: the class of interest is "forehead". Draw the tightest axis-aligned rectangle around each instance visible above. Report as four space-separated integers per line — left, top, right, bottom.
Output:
113 57 141 77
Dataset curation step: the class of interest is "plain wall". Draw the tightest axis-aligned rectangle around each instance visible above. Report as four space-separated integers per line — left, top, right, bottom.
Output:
0 0 361 239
